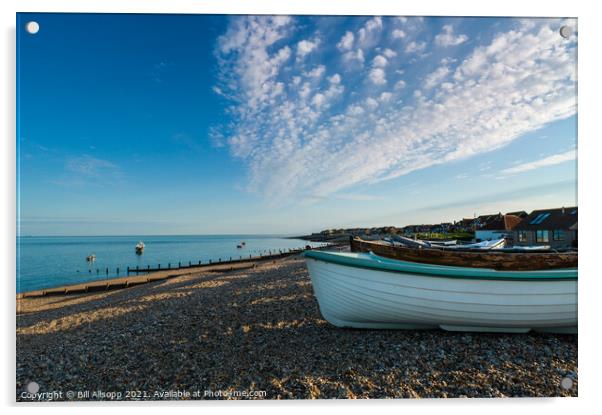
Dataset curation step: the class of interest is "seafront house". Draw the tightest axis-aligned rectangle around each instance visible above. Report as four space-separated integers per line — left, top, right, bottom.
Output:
506 210 528 219
475 214 502 229
454 218 478 232
475 214 523 242
512 207 578 249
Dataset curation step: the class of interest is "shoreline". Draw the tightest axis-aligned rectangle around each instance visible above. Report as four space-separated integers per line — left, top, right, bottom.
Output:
17 244 348 299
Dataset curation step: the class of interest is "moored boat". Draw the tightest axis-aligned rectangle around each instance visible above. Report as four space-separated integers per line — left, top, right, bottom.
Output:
304 250 577 333
86 254 96 262
351 237 577 271
135 241 145 254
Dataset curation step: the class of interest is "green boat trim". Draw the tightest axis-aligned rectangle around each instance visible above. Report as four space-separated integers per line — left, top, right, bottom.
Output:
304 250 578 281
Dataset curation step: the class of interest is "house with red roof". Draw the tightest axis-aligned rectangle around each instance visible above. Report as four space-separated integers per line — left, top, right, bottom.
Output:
475 214 523 242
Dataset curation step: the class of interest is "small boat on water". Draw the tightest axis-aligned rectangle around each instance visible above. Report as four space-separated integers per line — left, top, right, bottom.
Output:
304 250 577 333
135 241 145 254
86 254 96 262
351 237 577 271
236 244 243 249
241 241 246 246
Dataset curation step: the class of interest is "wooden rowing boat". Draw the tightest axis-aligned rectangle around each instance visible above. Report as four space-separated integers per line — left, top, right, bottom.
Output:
304 250 577 333
350 237 577 271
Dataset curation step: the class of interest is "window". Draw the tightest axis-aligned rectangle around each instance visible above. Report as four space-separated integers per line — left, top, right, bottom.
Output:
536 230 549 243
530 213 551 225
517 230 528 243
530 214 544 224
553 230 565 241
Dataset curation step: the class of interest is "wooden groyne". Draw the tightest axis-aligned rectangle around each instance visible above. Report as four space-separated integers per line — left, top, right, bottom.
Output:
125 247 308 274
17 244 347 299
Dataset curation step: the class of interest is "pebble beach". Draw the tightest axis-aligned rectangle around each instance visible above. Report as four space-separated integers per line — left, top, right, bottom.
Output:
16 255 578 400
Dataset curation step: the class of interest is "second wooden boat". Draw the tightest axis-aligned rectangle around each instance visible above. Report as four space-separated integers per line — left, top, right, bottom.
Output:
351 237 577 271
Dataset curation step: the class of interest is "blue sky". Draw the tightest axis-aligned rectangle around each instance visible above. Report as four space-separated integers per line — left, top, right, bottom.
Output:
17 14 577 236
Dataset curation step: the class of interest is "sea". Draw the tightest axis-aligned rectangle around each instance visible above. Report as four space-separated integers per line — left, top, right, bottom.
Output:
16 235 323 293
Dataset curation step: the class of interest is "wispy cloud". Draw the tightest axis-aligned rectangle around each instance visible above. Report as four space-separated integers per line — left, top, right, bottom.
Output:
405 40 426 54
213 17 577 204
172 132 203 152
150 61 172 83
66 155 118 177
51 154 122 187
434 25 468 47
501 150 576 174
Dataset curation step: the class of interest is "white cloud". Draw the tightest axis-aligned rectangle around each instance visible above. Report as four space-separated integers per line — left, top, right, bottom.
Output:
423 66 450 89
342 49 365 64
391 29 406 40
337 31 354 51
297 39 318 58
305 65 325 78
405 41 426 53
394 79 406 90
347 104 365 116
435 25 468 47
312 93 327 109
372 55 388 67
365 97 379 110
215 15 292 115
379 92 392 102
369 68 386 85
501 150 576 174
357 17 383 48
215 17 577 204
382 48 397 58
328 73 341 84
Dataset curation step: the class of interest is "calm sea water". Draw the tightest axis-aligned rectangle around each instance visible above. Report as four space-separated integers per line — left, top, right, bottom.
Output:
16 235 321 293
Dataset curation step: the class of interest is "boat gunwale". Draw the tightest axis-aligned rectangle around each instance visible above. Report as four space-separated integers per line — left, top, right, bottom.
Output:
304 251 578 281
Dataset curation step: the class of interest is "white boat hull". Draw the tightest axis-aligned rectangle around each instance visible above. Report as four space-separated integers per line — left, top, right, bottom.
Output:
305 257 577 333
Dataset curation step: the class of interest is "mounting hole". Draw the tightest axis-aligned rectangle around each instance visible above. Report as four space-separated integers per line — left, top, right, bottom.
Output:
559 25 572 39
25 21 40 35
561 377 573 390
26 381 40 394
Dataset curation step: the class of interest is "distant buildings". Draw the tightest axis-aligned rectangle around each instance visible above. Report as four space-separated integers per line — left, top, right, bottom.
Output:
455 218 477 232
398 206 578 249
512 207 578 249
310 206 578 249
475 214 523 242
